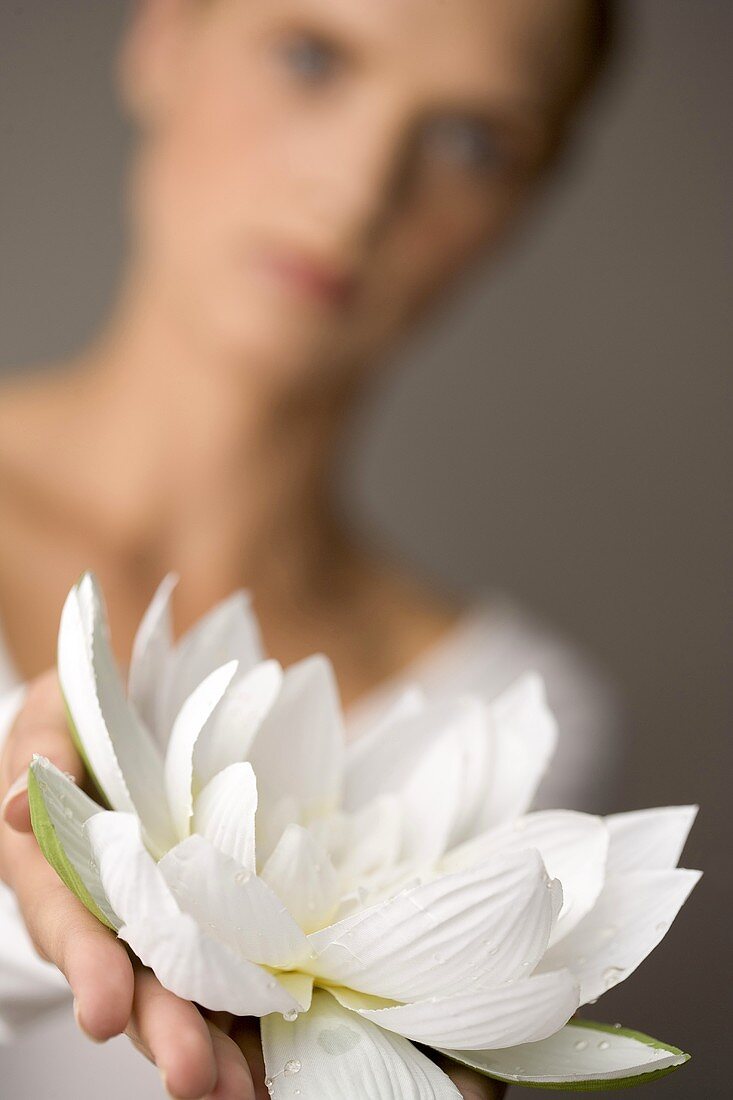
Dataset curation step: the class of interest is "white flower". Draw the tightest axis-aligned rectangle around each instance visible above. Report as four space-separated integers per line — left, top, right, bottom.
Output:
28 573 700 1096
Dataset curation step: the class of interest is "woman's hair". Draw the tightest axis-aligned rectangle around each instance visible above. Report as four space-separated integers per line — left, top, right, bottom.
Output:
576 0 620 103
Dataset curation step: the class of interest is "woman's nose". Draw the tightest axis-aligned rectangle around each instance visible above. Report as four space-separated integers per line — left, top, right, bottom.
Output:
294 109 410 252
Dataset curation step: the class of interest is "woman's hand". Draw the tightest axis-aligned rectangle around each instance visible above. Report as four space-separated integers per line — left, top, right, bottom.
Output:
230 1018 506 1099
0 670 259 1099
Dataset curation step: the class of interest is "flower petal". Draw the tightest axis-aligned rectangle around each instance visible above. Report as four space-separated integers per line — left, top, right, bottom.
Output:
310 794 403 897
604 806 698 875
274 971 314 1012
119 913 299 1016
193 660 283 787
261 823 340 933
539 868 702 1004
474 672 557 832
248 655 345 821
192 761 257 872
164 661 238 841
85 810 179 923
398 710 489 865
158 834 311 968
441 810 608 946
344 696 486 820
86 812 298 1015
260 987 462 1099
127 573 177 747
327 969 578 1050
304 850 559 1000
28 756 118 929
436 1020 689 1088
160 590 263 734
58 574 177 856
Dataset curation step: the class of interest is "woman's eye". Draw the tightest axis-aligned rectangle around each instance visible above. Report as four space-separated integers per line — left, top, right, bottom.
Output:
421 116 501 175
276 32 341 86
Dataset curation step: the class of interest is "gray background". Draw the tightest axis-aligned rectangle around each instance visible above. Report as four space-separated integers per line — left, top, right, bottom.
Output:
1 2 730 1097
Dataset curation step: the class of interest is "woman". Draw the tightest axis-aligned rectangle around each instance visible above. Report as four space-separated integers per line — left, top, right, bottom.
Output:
0 1 619 1097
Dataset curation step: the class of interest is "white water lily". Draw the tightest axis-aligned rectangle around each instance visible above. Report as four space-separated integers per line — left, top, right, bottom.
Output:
27 572 700 1096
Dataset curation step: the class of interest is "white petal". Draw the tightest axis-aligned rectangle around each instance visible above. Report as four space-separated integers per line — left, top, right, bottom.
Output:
304 850 558 1000
194 660 282 787
158 834 311 968
85 810 179 924
605 806 698 874
164 661 238 840
398 707 491 865
441 810 608 946
248 655 345 821
127 573 177 747
310 795 402 896
437 1020 689 1086
192 761 257 872
29 756 119 928
261 987 462 1099
474 672 557 831
344 696 486 817
87 811 299 1016
161 590 263 732
540 868 701 1004
261 823 340 933
327 969 578 1050
274 971 314 1012
58 575 177 856
120 913 299 1016
256 795 302 868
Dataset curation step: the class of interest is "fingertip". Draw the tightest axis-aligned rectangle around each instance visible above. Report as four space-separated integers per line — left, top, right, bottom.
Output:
70 939 135 1041
1 785 31 831
160 1029 217 1099
204 1023 257 1100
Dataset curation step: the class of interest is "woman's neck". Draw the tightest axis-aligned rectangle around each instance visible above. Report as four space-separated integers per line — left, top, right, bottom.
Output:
5 264 365 629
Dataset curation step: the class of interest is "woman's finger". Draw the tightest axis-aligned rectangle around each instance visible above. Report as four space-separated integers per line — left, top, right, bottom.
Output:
5 829 134 1040
126 967 218 1100
442 1059 506 1099
203 1018 259 1100
0 670 85 832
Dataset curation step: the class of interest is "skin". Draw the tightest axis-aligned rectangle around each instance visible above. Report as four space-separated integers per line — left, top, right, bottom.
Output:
0 0 600 1095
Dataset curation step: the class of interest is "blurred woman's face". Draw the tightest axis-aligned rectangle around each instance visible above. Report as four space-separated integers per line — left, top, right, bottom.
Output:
124 0 588 380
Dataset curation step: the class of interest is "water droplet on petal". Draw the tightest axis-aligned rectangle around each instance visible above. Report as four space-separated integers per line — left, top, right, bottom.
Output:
587 998 598 1005
574 1040 588 1051
234 870 249 885
655 920 667 933
284 1059 302 1076
283 1008 299 1021
598 1040 610 1050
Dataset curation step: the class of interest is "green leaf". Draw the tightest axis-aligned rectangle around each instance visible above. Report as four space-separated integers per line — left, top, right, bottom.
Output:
28 764 115 930
435 1018 690 1091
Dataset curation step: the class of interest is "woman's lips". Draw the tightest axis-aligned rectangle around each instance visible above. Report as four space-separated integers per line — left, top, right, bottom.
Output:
252 245 358 308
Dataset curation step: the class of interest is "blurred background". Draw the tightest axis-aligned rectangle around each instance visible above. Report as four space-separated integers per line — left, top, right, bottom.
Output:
0 1 730 1097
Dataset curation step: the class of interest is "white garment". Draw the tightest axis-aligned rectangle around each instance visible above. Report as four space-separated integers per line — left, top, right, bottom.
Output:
0 593 623 1099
